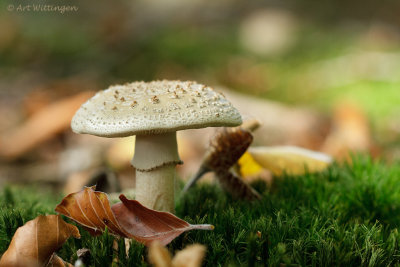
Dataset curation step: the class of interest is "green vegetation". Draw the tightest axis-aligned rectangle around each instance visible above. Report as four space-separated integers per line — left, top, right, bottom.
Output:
1 157 400 266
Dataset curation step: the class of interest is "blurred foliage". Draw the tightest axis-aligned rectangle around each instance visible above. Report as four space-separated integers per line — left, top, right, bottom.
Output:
0 1 399 161
1 1 399 126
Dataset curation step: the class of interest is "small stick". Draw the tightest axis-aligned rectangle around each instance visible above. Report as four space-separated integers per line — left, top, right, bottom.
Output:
240 118 261 132
112 238 119 267
124 238 131 259
182 166 211 193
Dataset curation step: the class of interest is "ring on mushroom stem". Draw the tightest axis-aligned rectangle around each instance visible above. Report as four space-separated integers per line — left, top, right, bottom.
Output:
71 80 242 213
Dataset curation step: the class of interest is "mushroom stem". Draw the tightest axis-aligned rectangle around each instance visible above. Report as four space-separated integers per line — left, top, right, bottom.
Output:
135 165 176 212
132 132 182 213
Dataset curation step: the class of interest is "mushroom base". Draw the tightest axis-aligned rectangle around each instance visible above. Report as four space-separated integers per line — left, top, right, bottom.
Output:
135 165 176 213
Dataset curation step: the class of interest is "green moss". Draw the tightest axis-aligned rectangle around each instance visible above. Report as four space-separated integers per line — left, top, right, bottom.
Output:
1 157 400 266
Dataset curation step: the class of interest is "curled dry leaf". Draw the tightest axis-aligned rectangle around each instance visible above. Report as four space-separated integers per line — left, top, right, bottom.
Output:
55 187 214 246
183 127 253 192
248 146 332 176
215 170 261 201
0 215 80 267
183 125 260 201
55 186 127 237
148 241 206 267
205 127 254 172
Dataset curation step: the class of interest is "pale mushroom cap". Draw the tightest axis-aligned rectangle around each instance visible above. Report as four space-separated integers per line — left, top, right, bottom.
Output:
71 80 242 137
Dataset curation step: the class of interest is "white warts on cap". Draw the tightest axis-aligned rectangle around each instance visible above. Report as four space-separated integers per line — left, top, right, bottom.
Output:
71 80 242 137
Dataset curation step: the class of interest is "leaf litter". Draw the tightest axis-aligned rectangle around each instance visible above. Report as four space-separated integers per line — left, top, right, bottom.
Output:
183 122 261 201
55 186 214 246
0 215 80 267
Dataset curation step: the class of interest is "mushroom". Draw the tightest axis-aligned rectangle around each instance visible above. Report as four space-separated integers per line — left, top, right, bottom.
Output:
71 80 242 213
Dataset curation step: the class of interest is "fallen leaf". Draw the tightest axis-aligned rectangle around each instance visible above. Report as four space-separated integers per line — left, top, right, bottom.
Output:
171 244 206 267
0 215 80 267
47 254 74 267
112 195 214 245
205 127 254 172
182 124 261 200
55 187 214 246
321 102 372 161
0 91 94 160
183 127 253 192
215 170 261 201
237 152 274 185
55 186 128 237
148 241 206 267
148 241 172 267
22 78 96 117
237 152 264 178
248 146 332 176
182 125 261 201
22 90 53 117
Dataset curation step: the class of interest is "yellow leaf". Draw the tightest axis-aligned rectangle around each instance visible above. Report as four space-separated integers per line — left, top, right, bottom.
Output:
238 152 264 178
248 146 332 176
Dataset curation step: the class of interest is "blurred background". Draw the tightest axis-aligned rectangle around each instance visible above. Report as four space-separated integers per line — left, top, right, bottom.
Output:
0 0 399 192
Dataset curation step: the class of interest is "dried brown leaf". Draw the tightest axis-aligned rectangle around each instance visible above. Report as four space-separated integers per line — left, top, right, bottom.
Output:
0 215 80 267
183 127 253 192
171 244 206 267
205 127 253 171
148 241 173 267
321 102 372 161
148 242 206 267
112 195 213 246
47 254 74 267
0 91 94 160
215 170 261 201
183 126 261 201
55 186 127 237
55 187 214 246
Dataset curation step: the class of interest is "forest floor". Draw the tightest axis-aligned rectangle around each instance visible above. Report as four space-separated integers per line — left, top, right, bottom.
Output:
1 156 400 266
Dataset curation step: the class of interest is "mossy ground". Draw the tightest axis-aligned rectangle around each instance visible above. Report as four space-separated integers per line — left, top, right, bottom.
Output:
1 157 400 266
